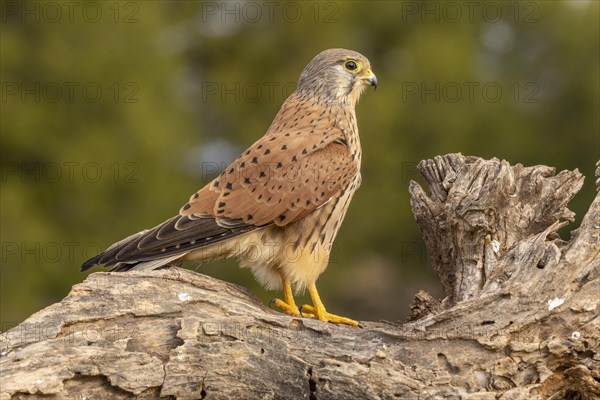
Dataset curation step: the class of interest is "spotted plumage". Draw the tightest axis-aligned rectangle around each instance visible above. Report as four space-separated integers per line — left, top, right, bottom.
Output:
81 48 377 326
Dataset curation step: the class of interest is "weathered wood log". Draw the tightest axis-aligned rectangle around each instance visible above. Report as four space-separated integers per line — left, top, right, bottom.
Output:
1 155 598 400
410 154 585 304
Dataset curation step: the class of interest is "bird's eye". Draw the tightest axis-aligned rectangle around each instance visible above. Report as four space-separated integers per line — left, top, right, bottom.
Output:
344 60 358 71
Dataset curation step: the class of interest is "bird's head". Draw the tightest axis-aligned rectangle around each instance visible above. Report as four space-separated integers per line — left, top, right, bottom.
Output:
297 48 377 107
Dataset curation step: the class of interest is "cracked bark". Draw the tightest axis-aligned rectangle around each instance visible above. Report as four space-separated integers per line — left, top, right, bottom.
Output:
1 155 599 400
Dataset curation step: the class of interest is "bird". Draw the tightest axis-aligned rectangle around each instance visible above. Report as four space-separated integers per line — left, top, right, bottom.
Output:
81 48 377 326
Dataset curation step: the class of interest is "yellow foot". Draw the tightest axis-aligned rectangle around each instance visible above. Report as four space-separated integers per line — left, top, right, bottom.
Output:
300 304 359 327
272 298 301 317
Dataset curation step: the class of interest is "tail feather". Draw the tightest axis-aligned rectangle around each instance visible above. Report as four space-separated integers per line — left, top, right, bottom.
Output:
80 214 257 272
109 254 183 272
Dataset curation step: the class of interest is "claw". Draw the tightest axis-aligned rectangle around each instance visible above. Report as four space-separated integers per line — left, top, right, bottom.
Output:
306 283 359 327
301 304 358 326
299 304 315 319
272 278 301 317
301 304 316 314
272 279 359 326
272 298 301 317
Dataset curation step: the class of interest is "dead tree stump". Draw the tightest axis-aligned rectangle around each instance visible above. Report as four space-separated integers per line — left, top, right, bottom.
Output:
1 154 598 400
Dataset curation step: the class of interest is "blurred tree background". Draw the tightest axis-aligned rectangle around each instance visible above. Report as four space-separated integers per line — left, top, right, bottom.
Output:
1 0 598 328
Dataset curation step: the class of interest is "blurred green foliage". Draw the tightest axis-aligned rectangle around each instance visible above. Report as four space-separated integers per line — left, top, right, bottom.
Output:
1 1 598 327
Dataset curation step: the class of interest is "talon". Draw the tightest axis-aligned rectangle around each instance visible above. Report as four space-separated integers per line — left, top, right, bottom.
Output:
299 304 316 319
306 283 359 327
272 278 302 317
301 304 316 314
305 307 358 326
272 298 301 317
320 312 359 327
272 279 358 326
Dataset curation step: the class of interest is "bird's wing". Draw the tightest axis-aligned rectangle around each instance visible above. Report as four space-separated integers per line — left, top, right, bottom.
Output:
80 213 253 270
182 123 357 227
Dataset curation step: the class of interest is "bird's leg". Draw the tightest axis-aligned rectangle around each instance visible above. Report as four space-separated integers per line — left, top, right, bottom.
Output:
272 278 301 317
300 283 359 327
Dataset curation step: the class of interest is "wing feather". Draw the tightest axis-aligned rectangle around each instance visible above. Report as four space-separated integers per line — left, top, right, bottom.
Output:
182 95 358 227
80 215 254 271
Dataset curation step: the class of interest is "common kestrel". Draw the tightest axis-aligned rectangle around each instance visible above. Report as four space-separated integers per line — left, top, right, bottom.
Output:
81 48 377 326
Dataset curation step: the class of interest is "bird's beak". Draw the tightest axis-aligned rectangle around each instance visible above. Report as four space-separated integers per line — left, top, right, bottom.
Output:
363 69 378 90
